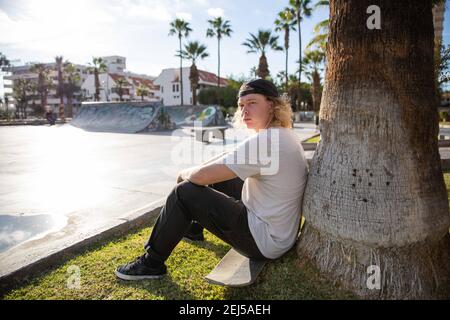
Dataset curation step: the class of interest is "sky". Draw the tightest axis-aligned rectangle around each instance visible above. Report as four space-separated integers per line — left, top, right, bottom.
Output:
0 0 449 82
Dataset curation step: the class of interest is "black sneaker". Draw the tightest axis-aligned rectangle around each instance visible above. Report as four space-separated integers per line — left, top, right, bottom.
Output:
184 223 205 241
183 232 205 241
115 254 167 281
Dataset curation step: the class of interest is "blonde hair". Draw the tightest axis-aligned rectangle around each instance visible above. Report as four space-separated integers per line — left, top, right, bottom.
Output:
232 94 293 129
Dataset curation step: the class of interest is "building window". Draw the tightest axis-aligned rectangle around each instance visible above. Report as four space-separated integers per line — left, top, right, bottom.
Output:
176 84 179 92
161 86 164 93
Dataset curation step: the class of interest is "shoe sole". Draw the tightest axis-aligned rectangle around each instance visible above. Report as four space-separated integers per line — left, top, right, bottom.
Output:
115 269 165 281
183 236 205 241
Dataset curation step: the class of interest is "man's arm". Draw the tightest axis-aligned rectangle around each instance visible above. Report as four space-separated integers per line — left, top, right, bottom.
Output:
202 151 229 166
176 151 230 183
179 163 237 186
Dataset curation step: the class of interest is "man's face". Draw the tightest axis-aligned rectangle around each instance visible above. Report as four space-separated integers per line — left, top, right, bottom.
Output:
237 93 272 131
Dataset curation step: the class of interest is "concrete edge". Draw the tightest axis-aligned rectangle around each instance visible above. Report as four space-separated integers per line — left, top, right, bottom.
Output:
301 133 320 144
0 120 70 126
0 199 165 297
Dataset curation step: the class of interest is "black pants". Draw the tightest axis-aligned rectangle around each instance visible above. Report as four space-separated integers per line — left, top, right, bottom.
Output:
144 178 266 264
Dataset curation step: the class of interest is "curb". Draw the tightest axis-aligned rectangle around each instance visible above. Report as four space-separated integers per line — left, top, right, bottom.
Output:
0 119 71 127
0 199 165 296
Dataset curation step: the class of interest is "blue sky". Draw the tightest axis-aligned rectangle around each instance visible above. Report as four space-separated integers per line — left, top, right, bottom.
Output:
0 0 448 82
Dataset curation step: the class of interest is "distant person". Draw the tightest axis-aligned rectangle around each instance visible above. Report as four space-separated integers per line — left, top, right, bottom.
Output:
115 79 309 281
44 105 55 125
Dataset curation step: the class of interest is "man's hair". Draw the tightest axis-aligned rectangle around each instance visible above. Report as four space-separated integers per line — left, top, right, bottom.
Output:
232 94 293 129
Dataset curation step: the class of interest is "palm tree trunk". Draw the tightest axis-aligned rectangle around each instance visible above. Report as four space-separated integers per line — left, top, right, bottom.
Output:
94 70 100 101
297 3 302 86
68 96 73 118
190 63 199 106
218 37 221 88
58 67 65 121
179 36 184 106
297 0 450 299
311 70 321 112
257 53 270 79
285 29 289 92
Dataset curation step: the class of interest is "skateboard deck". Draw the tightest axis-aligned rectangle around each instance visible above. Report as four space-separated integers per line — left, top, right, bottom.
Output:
204 249 267 287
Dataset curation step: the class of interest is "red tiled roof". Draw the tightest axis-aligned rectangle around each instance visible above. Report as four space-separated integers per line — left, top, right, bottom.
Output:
129 76 158 90
109 73 132 86
198 70 228 86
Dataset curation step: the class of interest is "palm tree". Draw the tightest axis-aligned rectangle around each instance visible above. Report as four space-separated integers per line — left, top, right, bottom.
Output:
301 49 325 115
12 78 34 119
136 84 149 101
169 18 192 106
289 0 313 85
297 0 450 299
206 16 232 88
55 56 65 121
242 29 283 79
88 57 107 101
275 8 297 92
180 41 209 105
115 78 128 102
30 63 52 111
63 62 81 117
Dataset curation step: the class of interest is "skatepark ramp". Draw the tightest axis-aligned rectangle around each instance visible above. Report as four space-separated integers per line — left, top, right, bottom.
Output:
71 102 227 133
70 102 162 133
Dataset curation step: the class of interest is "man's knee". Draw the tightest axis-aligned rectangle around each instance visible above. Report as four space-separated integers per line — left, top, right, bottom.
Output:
174 180 205 203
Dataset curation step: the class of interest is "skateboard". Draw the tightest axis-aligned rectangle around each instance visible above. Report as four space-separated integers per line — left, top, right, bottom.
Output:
204 248 267 287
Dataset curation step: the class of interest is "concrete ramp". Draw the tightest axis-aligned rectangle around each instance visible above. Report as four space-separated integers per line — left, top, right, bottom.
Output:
71 102 226 133
71 102 162 133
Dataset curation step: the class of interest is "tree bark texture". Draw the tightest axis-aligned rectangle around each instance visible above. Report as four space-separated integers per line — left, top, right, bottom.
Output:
297 0 450 299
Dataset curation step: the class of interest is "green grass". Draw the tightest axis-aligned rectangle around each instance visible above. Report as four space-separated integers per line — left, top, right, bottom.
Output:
4 173 450 300
304 135 321 143
2 213 354 300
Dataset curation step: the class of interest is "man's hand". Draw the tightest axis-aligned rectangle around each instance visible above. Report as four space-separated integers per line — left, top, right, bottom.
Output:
176 167 194 184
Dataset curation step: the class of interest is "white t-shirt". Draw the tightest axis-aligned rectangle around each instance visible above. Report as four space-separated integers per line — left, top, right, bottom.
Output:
215 127 308 259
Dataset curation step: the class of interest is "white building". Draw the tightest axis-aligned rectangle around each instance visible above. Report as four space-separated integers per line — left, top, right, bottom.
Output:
80 55 160 102
5 62 89 113
154 67 228 106
101 56 126 74
0 70 13 105
81 72 160 102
